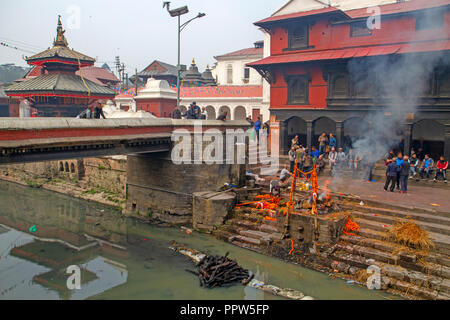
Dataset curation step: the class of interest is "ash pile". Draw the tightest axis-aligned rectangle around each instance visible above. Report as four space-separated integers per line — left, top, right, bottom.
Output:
187 252 254 288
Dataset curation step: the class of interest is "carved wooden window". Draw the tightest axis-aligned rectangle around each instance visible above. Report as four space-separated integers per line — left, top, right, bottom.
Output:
352 74 371 97
288 24 308 50
287 75 309 104
350 21 372 37
330 74 350 97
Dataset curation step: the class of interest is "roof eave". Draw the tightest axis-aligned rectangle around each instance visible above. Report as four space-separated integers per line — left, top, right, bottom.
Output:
254 9 350 28
6 90 115 98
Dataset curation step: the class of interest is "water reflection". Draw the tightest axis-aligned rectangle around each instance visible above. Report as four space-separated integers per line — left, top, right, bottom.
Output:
0 181 400 300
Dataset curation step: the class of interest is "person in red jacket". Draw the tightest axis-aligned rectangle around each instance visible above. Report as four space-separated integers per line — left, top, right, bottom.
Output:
434 156 448 183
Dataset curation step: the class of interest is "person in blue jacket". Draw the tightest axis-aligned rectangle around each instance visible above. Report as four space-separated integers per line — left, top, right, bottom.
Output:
395 153 404 190
254 117 262 144
310 146 320 160
329 133 337 149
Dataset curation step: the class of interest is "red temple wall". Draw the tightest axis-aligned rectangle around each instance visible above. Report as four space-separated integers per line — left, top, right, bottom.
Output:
267 10 450 110
270 64 328 109
269 11 450 56
136 98 176 118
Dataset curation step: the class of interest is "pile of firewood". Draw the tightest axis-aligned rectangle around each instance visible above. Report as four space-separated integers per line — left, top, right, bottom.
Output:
186 252 254 288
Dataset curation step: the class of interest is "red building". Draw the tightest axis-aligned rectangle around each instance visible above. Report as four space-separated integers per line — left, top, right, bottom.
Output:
249 0 450 160
5 16 115 117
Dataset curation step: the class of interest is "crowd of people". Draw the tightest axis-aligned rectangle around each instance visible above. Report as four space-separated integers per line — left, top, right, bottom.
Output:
171 102 231 121
286 131 448 195
288 132 374 181
172 102 208 120
384 150 448 193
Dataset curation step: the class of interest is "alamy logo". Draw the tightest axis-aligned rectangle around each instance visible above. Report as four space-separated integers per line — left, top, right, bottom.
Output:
66 5 81 30
367 6 381 30
66 265 81 290
366 265 381 290
170 122 279 172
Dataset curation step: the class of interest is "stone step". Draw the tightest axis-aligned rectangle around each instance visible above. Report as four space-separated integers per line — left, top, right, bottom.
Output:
336 195 450 219
335 241 450 281
340 234 450 268
213 229 235 243
239 229 283 243
339 203 450 225
377 263 450 294
330 251 449 298
234 235 262 246
351 210 450 236
228 219 281 234
385 275 445 300
355 218 450 256
228 215 279 228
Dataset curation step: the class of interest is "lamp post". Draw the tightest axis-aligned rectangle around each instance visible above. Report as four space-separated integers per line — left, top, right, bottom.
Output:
164 2 205 110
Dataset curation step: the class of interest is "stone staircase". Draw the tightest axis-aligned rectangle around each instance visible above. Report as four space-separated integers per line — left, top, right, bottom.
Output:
216 180 450 299
331 201 450 299
215 213 283 252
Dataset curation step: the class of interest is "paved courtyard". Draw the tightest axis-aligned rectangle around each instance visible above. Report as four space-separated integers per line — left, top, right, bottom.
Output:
317 176 450 214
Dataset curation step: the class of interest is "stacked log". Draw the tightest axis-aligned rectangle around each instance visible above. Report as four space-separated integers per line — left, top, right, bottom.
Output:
186 252 254 288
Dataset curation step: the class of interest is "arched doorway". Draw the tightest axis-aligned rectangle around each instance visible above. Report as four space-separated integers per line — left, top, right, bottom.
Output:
412 119 445 160
218 106 231 120
313 117 336 148
205 106 216 120
234 106 247 120
342 117 370 151
287 116 307 149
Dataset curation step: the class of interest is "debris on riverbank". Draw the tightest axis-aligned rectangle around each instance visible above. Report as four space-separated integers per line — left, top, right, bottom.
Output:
186 252 254 288
169 242 314 300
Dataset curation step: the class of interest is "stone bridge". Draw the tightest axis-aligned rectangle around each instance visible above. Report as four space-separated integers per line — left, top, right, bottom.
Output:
0 118 250 164
0 117 259 226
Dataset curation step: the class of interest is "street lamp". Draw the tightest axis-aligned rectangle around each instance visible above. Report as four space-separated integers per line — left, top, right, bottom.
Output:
163 2 206 110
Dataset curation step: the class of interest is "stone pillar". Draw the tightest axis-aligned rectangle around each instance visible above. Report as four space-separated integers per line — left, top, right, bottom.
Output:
335 122 343 149
193 191 236 232
444 127 450 161
306 121 313 148
403 123 413 156
279 120 289 155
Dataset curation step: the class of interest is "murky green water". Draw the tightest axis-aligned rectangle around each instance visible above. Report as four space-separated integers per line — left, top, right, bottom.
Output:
0 180 400 300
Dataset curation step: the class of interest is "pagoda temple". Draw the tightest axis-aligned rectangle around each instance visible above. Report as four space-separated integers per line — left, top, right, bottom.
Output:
5 16 115 117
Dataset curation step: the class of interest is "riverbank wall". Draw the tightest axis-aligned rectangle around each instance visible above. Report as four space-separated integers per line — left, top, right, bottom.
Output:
0 156 127 210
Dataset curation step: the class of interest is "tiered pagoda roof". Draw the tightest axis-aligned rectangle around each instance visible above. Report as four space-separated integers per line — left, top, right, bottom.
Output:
5 16 114 100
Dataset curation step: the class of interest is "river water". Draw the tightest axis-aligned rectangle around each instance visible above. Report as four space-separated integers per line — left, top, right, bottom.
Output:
0 180 400 300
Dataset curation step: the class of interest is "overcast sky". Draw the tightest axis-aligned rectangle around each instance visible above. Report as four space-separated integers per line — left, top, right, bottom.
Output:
0 0 286 75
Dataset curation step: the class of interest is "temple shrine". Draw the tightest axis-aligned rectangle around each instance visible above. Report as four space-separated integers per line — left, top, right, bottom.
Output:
5 16 115 117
